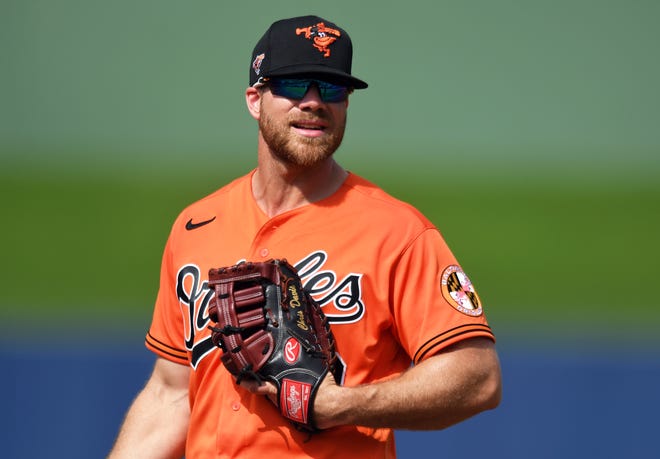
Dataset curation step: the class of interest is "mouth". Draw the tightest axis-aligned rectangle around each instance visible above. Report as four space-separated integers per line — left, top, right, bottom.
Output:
291 119 328 134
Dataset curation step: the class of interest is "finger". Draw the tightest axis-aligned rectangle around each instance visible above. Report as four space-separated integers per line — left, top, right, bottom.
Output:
239 379 278 397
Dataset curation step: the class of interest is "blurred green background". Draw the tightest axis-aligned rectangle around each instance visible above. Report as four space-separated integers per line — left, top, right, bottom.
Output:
2 0 659 347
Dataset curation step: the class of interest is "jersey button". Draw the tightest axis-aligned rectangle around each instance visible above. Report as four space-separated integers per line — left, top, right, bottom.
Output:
231 401 241 411
260 248 269 257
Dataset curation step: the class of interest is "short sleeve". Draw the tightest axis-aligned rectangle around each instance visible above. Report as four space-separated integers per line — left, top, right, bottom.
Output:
144 232 189 365
391 229 495 365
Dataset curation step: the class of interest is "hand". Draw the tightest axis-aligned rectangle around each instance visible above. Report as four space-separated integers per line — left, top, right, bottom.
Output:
239 372 345 430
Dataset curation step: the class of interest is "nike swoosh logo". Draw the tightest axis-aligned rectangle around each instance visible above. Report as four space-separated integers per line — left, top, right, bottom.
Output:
185 216 216 230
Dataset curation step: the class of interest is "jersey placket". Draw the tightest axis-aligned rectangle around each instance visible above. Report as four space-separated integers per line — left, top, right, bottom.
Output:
248 213 291 260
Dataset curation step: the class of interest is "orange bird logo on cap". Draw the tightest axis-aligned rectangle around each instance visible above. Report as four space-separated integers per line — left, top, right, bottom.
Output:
295 22 341 57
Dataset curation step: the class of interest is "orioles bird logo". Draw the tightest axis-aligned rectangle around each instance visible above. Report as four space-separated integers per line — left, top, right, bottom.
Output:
295 22 341 57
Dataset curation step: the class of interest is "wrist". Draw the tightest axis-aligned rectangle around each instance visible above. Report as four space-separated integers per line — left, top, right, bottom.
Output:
313 380 354 429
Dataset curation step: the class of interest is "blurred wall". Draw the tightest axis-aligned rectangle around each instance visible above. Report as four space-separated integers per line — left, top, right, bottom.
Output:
3 0 659 165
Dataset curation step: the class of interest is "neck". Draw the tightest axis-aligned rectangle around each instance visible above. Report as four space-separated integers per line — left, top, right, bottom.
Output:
252 154 348 218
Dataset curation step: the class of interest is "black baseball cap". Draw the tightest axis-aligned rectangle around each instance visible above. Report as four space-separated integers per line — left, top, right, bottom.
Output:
249 15 368 89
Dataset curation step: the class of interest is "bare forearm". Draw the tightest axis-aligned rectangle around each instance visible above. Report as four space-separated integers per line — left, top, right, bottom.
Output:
315 338 502 430
108 360 190 459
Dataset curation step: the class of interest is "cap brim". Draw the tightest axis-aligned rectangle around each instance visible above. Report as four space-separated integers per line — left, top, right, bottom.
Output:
265 64 368 89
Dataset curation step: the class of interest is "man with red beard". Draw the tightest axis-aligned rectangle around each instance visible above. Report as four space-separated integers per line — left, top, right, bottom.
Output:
109 15 501 459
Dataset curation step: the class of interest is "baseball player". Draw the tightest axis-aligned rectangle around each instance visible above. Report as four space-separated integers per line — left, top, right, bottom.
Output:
108 15 501 459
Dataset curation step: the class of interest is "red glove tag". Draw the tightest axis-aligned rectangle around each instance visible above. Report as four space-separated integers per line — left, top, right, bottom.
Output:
281 379 312 424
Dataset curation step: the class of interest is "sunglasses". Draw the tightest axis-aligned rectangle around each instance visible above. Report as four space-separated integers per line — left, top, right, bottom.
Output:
265 78 351 103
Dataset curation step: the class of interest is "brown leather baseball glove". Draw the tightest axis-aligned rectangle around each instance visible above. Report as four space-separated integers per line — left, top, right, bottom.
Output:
207 259 344 432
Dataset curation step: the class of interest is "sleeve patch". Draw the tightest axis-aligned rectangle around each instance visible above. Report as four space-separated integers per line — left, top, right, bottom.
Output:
441 265 483 316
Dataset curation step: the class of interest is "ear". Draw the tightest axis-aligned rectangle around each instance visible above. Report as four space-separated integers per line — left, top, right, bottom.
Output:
245 87 261 120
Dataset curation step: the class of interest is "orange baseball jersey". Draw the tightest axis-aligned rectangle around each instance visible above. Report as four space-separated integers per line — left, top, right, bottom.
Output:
145 170 494 458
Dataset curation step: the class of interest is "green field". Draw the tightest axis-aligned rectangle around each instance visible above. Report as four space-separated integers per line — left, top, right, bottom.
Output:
2 155 658 346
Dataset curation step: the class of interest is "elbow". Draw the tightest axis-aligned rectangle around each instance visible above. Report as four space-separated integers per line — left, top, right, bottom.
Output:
483 368 502 411
478 358 502 412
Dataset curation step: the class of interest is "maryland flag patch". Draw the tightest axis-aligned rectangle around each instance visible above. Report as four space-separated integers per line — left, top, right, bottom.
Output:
441 265 483 316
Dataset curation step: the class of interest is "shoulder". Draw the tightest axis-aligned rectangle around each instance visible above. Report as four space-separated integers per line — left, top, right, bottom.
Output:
343 173 435 230
169 171 252 232
187 172 251 212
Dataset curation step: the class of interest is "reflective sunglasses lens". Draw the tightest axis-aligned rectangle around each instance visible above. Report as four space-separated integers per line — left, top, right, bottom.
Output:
269 80 310 99
269 79 348 103
317 82 349 103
